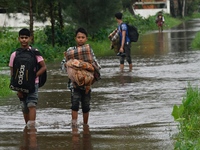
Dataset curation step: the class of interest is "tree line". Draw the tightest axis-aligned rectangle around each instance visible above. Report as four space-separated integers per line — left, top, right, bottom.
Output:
0 0 123 46
170 0 200 18
0 0 199 47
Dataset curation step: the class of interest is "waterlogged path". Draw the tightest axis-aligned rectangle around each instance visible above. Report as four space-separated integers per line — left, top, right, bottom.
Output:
1 19 200 149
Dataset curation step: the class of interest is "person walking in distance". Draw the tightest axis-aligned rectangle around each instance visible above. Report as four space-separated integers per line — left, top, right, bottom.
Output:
115 12 132 71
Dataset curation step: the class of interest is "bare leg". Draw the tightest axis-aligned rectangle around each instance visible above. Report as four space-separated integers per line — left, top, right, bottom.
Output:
29 107 36 121
23 113 29 124
72 110 78 120
129 64 132 71
83 112 89 124
25 107 36 127
72 110 78 126
120 64 124 72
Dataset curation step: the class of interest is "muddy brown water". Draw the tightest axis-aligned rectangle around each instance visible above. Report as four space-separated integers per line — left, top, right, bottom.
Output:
1 19 200 150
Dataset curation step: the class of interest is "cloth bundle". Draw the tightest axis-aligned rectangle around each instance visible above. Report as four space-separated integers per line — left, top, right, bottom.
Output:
66 59 94 94
65 44 94 63
64 44 101 93
108 28 120 54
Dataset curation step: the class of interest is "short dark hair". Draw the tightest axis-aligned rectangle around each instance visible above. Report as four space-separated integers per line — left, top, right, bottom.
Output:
19 28 30 37
115 12 123 20
75 27 88 37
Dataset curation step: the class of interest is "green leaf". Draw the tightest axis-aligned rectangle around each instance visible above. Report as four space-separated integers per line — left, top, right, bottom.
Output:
172 104 184 121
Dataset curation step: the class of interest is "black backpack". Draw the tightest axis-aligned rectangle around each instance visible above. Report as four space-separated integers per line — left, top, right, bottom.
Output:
10 48 47 93
36 60 47 88
121 23 139 42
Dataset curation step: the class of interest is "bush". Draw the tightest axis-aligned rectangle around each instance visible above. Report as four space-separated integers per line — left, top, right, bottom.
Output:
0 74 13 97
191 32 200 50
42 24 76 47
172 85 200 149
0 30 20 66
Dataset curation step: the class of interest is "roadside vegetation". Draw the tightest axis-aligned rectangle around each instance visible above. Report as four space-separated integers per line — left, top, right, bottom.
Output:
190 13 200 50
0 74 12 97
171 12 200 150
191 32 200 50
172 85 200 149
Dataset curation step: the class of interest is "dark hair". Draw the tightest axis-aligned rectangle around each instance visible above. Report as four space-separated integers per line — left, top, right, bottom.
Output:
19 28 30 37
75 27 88 37
115 12 123 20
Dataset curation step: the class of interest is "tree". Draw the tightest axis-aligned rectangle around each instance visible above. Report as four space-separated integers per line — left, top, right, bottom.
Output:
64 0 122 37
176 0 199 17
122 0 137 15
34 0 65 47
29 0 34 43
170 0 176 17
0 0 35 43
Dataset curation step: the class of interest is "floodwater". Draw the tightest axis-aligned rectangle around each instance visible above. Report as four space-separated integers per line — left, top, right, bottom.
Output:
1 19 200 150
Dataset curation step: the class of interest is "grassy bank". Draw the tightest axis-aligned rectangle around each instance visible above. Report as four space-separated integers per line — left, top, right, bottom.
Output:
172 13 200 149
172 85 200 149
191 32 200 50
0 74 13 97
189 13 200 50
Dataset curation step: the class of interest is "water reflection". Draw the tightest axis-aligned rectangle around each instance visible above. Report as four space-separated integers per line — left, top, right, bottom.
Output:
20 126 39 150
72 125 92 150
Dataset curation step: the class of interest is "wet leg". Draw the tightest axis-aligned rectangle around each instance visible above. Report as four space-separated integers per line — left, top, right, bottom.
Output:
83 112 89 124
26 107 36 126
129 64 132 71
72 110 78 126
23 113 29 124
29 107 36 121
120 64 124 72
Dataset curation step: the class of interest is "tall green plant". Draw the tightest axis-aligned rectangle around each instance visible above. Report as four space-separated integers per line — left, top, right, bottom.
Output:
191 32 200 50
0 30 19 66
172 85 200 149
0 75 13 97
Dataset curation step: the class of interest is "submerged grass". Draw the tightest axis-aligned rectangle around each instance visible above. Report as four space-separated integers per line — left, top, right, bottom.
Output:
172 85 200 149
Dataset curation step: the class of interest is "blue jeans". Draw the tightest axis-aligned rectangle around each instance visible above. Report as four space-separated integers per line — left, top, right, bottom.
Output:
20 84 39 114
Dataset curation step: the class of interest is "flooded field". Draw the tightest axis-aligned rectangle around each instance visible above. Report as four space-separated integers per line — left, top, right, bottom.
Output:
1 19 200 149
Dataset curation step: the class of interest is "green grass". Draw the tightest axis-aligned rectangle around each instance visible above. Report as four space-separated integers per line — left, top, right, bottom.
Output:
191 32 200 50
0 74 13 97
172 85 200 149
88 40 115 57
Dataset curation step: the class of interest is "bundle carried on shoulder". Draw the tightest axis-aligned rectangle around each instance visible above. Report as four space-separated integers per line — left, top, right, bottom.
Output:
65 44 94 63
108 28 120 54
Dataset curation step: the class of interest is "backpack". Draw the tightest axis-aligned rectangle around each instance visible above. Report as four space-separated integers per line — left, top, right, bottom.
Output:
10 48 47 93
121 23 139 42
33 49 47 88
37 62 47 88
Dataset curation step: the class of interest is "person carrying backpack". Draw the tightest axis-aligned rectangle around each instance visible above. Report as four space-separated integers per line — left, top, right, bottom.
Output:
115 12 132 72
156 12 165 32
9 28 46 127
